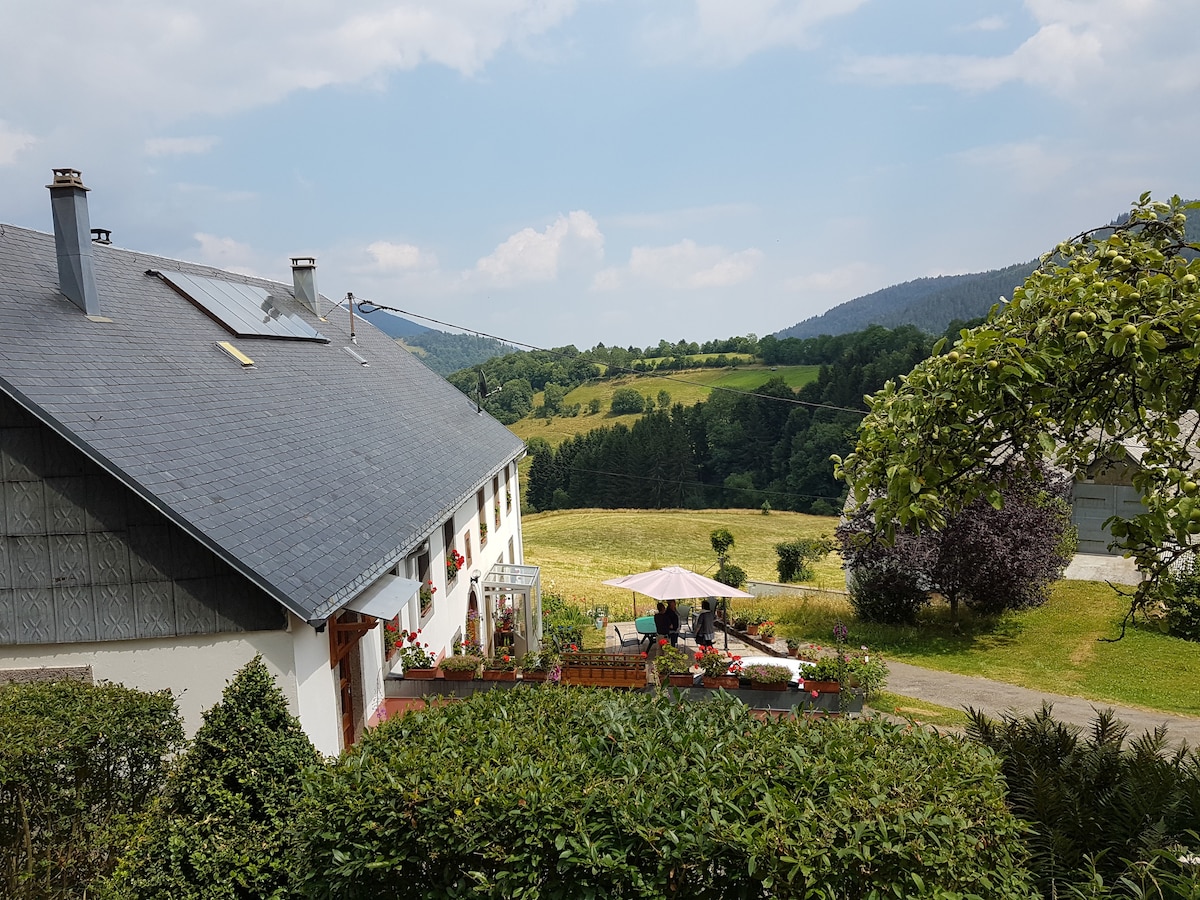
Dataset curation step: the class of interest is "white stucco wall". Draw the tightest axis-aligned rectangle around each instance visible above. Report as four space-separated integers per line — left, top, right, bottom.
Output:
290 617 342 757
0 629 299 738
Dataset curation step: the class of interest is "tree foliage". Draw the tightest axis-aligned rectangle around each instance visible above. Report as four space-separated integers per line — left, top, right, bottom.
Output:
106 656 320 899
836 195 1200 626
774 536 834 583
837 462 1076 621
524 325 935 513
0 679 184 900
609 387 645 415
298 688 1036 899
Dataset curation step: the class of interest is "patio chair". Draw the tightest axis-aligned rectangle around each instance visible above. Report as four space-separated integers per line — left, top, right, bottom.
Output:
676 604 692 643
612 625 641 649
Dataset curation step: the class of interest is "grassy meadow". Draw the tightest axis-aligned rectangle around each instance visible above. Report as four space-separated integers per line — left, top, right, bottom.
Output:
510 364 819 449
523 508 1200 718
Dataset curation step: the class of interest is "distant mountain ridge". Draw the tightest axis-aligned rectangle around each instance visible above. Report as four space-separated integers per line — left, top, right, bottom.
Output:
777 260 1037 339
780 201 1200 340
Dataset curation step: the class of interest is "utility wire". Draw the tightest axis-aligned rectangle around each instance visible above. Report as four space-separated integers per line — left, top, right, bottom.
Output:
350 298 869 416
549 462 847 505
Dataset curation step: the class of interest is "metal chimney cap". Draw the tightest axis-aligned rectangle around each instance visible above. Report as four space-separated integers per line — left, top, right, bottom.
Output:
290 256 316 269
47 168 89 190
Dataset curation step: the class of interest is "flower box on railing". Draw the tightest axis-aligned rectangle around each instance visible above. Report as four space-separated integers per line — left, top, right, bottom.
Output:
560 652 647 689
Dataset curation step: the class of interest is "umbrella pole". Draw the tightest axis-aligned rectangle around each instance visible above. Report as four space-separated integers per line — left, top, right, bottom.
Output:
723 597 729 651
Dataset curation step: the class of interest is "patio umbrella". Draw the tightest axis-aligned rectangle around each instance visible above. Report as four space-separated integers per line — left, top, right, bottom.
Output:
602 566 752 617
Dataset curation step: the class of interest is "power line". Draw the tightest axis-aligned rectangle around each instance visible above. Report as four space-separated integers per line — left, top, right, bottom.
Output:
350 297 868 416
550 462 847 506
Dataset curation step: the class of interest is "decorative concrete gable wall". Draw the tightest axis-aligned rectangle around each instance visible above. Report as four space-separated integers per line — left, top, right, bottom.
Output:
0 394 285 645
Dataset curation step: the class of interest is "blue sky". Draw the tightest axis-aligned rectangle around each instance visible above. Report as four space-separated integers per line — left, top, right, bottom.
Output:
2 0 1198 349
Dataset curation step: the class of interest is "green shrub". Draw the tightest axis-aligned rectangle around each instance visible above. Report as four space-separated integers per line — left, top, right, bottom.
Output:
847 563 931 625
966 704 1200 899
714 561 746 588
774 536 834 582
610 388 645 415
541 592 587 651
1160 555 1200 640
298 689 1037 899
0 679 184 900
105 656 320 899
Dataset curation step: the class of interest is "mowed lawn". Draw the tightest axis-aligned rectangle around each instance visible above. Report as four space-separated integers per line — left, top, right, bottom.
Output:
523 508 1200 717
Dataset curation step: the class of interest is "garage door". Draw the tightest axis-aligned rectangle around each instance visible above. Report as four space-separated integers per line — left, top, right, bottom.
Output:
1071 483 1144 554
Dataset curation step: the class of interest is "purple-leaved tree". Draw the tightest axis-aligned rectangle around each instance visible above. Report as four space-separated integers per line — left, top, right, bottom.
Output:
838 462 1077 622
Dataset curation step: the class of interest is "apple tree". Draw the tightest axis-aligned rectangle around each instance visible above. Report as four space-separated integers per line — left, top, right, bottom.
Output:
834 194 1200 627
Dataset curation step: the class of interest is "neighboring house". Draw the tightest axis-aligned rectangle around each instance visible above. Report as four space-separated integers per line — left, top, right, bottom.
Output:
0 169 538 755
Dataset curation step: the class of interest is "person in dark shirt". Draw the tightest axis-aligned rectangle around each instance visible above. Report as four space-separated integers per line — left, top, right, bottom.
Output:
694 599 716 651
665 599 681 646
653 602 670 642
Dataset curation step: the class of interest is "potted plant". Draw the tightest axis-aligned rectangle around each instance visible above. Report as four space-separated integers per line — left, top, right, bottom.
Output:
844 647 889 697
419 581 436 616
786 637 801 658
741 662 792 692
383 621 401 658
695 647 741 689
482 653 518 682
653 640 694 688
440 653 481 681
479 520 488 545
801 657 842 694
446 547 465 579
396 630 438 679
519 651 561 683
758 621 777 642
731 613 750 633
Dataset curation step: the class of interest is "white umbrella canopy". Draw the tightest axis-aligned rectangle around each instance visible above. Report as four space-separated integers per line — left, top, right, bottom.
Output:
602 566 753 603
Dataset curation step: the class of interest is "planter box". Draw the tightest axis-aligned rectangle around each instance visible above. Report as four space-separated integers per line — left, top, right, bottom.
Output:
746 681 789 692
802 680 840 694
667 673 697 688
403 668 438 680
441 669 477 681
521 671 549 683
481 670 517 682
702 675 740 689
561 653 646 689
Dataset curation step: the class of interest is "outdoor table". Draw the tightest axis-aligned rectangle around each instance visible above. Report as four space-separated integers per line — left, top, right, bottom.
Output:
635 615 658 649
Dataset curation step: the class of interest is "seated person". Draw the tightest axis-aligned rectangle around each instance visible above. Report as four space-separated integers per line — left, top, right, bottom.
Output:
652 602 671 642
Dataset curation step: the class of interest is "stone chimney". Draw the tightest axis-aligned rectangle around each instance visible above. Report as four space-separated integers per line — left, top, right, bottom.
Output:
46 168 101 316
291 256 320 314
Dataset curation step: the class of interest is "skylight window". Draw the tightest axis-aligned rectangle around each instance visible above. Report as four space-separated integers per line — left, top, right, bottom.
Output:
148 270 330 342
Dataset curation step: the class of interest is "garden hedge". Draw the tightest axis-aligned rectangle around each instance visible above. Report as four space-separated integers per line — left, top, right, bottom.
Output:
298 688 1037 899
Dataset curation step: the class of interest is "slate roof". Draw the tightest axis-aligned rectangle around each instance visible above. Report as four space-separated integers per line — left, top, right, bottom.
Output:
0 224 525 623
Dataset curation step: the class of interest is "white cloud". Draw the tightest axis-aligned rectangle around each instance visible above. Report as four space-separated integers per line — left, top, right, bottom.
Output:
591 267 622 292
191 233 262 276
624 239 763 289
954 140 1074 191
2 1 580 124
961 15 1006 32
0 120 36 165
784 261 874 293
607 202 757 230
638 0 866 65
473 210 603 287
365 240 438 272
843 1 1199 101
144 136 219 157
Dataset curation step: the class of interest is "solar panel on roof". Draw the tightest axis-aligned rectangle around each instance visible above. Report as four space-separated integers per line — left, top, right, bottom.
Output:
149 270 330 342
